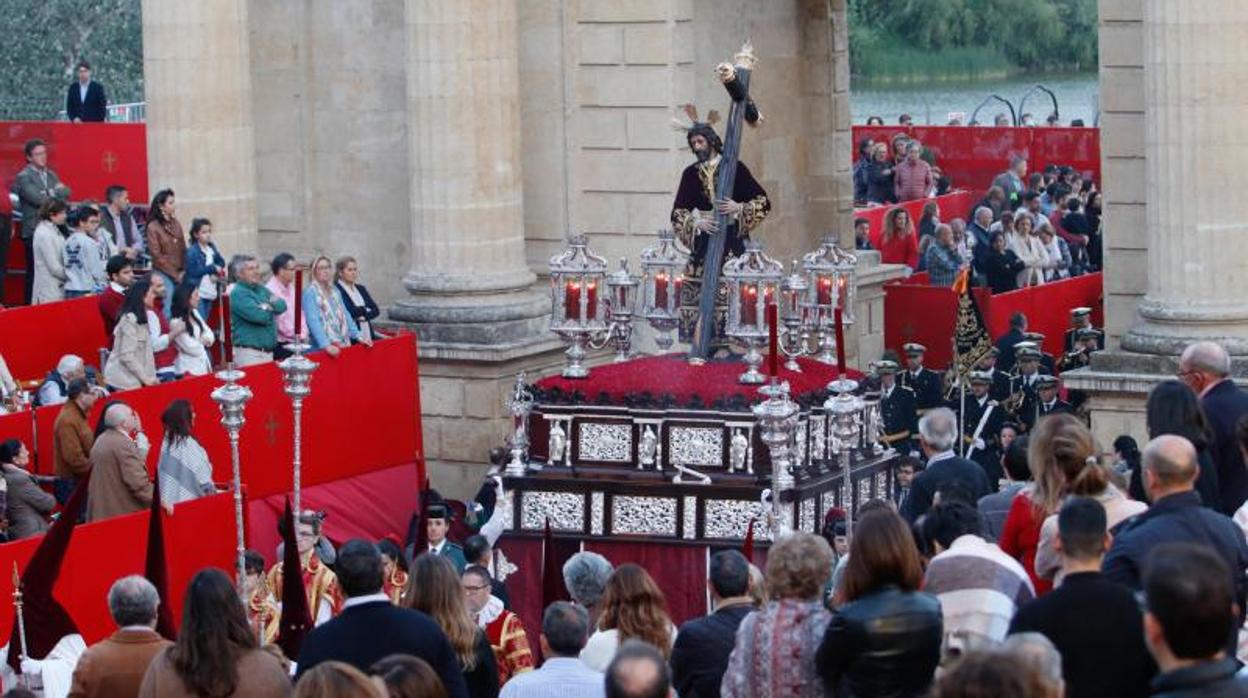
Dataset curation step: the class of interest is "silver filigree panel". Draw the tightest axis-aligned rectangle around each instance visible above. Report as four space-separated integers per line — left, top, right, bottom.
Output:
579 422 632 462
704 499 772 541
683 496 697 539
591 492 605 535
858 476 872 505
800 497 815 533
612 496 678 536
875 471 889 500
796 420 808 467
520 491 584 532
669 426 723 467
811 417 827 461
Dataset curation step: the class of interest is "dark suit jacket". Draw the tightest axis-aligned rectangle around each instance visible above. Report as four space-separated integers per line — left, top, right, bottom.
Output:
1009 571 1155 698
1201 379 1248 514
296 599 469 698
995 329 1027 373
901 454 991 522
670 601 753 698
67 80 107 122
2 466 54 540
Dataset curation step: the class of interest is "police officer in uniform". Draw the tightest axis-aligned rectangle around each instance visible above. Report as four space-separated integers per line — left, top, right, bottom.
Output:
1020 374 1075 432
974 347 1013 402
899 343 942 413
1063 307 1105 353
1007 344 1050 430
1023 331 1057 374
957 371 1006 489
877 360 918 453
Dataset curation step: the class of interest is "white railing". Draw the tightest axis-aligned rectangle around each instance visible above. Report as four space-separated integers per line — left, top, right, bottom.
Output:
55 101 146 123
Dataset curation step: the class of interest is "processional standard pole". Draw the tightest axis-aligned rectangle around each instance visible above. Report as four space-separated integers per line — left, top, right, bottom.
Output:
211 362 253 596
278 270 317 518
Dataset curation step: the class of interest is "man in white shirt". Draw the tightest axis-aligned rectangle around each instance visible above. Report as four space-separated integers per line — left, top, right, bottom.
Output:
501 601 604 698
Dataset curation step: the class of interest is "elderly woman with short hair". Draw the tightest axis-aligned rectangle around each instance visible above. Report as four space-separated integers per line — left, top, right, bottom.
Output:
562 551 614 631
722 532 834 697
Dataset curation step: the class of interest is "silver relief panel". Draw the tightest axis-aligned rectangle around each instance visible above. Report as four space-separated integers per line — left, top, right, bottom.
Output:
796 420 808 467
811 417 827 461
578 422 633 462
668 426 724 467
683 496 697 539
800 497 816 533
591 492 605 535
704 499 772 541
612 496 678 536
520 491 584 532
875 471 889 500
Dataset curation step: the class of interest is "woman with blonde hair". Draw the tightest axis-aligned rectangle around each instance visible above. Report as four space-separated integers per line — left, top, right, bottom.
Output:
1007 214 1049 287
878 207 920 270
405 554 498 698
303 254 370 358
723 532 833 697
580 563 676 671
1029 419 1147 582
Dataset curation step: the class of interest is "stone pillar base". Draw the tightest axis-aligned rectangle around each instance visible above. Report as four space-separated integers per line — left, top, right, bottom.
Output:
389 288 550 349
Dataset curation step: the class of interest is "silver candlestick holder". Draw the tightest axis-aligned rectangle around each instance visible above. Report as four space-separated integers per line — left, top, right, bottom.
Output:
278 341 317 519
504 373 535 477
825 377 864 537
753 381 800 533
212 363 253 594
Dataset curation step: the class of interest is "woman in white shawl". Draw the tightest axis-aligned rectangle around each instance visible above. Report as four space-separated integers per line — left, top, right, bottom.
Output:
1007 214 1049 288
156 399 215 513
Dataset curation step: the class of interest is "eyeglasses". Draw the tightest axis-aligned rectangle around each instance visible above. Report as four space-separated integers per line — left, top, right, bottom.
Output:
461 583 490 593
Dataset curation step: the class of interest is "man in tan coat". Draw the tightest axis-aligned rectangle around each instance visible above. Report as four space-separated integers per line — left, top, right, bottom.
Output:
52 378 100 503
87 403 152 522
69 576 171 698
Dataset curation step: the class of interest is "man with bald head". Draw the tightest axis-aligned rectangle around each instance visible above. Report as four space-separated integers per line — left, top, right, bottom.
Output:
606 640 673 698
1102 435 1248 611
87 402 153 522
1179 340 1248 513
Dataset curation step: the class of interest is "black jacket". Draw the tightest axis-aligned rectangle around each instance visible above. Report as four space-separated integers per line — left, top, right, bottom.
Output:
1009 571 1156 698
866 160 895 204
671 601 753 698
900 455 991 523
1151 657 1248 698
295 599 470 698
66 80 106 122
336 281 383 340
816 586 942 698
1201 379 1248 514
464 630 500 698
985 249 1024 294
1102 491 1248 614
1128 444 1221 513
900 367 942 412
995 328 1027 373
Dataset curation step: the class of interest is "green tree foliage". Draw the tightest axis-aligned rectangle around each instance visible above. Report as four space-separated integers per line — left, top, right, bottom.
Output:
849 0 1097 80
0 0 142 119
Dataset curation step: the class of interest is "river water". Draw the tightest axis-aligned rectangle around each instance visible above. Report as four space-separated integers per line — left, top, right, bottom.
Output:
852 72 1100 127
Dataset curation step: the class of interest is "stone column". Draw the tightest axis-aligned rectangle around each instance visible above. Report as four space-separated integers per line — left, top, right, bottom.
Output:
391 0 548 346
141 0 258 254
1120 1 1248 355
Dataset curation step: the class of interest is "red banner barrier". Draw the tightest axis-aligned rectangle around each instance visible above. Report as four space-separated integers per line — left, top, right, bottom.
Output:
31 336 424 497
0 122 148 213
0 410 32 453
856 190 977 243
0 492 236 644
0 296 107 384
852 125 1101 194
884 272 1103 368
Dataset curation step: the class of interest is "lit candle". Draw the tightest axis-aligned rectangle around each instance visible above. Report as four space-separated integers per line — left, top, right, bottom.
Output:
741 284 758 326
586 281 598 320
565 281 580 321
837 276 848 309
293 268 303 339
835 307 847 375
767 303 779 376
818 277 832 306
655 272 668 309
222 293 234 364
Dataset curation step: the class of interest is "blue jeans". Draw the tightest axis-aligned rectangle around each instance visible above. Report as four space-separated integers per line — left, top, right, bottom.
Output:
65 289 90 299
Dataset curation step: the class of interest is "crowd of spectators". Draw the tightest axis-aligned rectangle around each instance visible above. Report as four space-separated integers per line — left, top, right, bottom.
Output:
852 125 1103 294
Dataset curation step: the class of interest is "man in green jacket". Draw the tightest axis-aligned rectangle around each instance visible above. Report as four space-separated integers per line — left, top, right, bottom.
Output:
229 255 287 367
10 139 71 303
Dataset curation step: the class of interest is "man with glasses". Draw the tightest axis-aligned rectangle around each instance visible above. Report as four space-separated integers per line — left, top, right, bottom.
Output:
463 565 533 687
1178 341 1248 514
228 254 287 367
11 139 71 303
